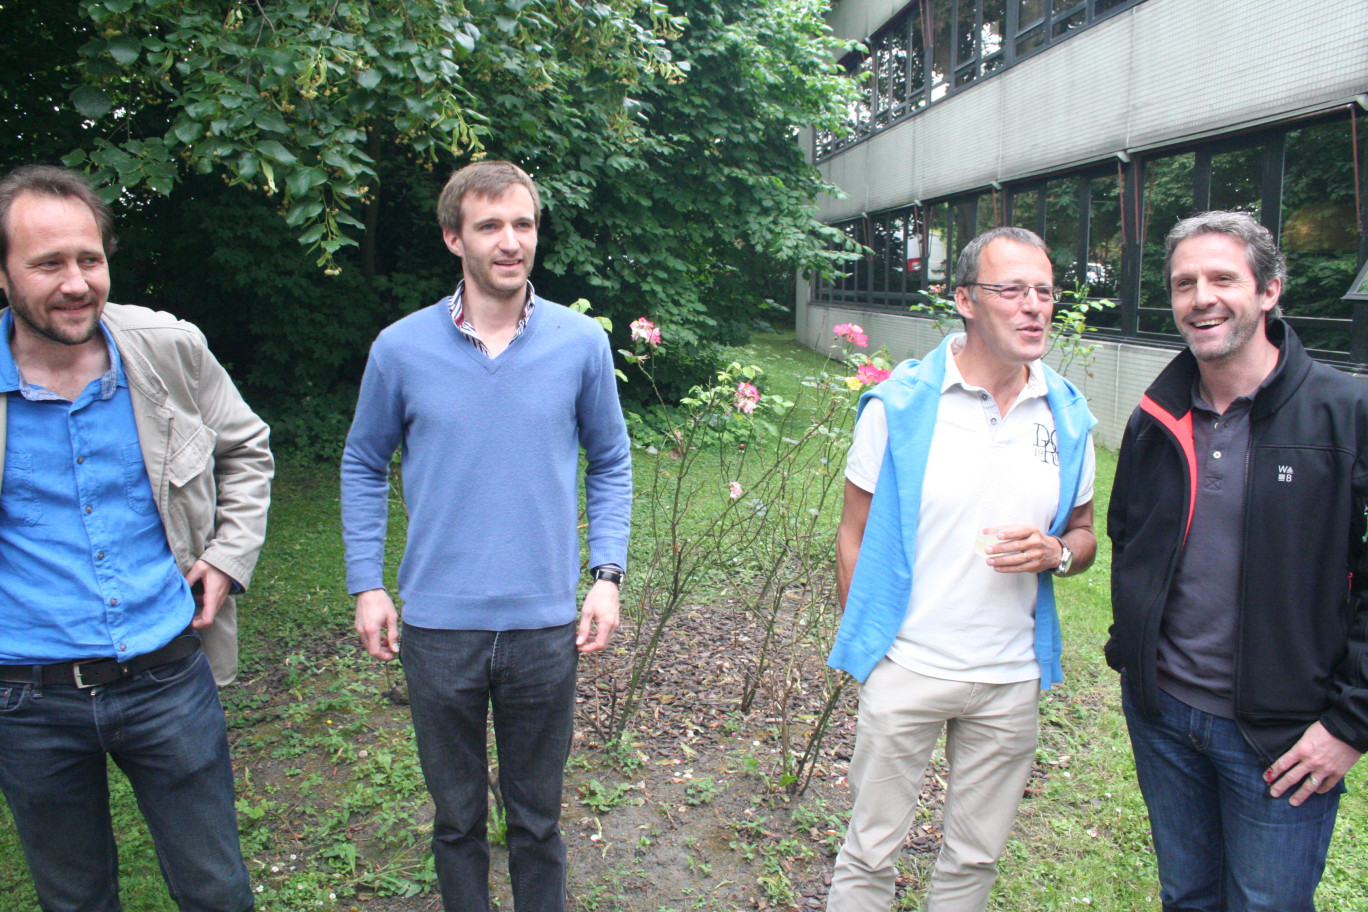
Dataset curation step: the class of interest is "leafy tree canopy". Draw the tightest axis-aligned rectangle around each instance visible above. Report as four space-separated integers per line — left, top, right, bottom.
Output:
2 0 860 448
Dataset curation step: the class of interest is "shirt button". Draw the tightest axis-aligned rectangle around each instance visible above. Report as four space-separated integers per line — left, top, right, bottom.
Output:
96 551 105 560
76 456 85 464
1213 451 1222 459
980 393 988 400
109 598 118 606
990 418 998 425
85 505 93 513
119 644 127 652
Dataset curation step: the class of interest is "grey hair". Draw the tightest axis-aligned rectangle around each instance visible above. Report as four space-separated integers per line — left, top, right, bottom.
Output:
1164 210 1285 321
953 226 1049 290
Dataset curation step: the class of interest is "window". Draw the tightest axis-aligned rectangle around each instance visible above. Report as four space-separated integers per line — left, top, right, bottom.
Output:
814 207 933 306
816 0 1146 161
815 113 1368 362
1280 118 1365 355
1138 151 1195 334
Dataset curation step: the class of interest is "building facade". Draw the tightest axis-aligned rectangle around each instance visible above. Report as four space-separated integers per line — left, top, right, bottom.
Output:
798 0 1368 445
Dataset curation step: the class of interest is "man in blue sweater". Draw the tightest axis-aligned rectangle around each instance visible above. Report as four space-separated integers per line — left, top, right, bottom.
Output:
340 161 632 912
826 227 1097 912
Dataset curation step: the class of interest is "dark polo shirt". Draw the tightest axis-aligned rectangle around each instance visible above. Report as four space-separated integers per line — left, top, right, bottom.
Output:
1156 349 1285 719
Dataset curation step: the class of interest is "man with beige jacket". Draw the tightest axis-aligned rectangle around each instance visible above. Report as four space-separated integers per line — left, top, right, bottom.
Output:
0 165 272 912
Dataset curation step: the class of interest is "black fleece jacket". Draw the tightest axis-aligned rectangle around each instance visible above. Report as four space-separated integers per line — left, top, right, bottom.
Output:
1107 321 1368 764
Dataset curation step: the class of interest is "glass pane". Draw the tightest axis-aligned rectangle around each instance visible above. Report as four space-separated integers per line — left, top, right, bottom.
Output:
889 22 909 115
852 219 869 295
930 0 954 101
904 208 926 291
1139 152 1196 333
888 214 908 295
1011 187 1041 233
837 221 860 293
957 0 978 66
1280 119 1361 354
1052 7 1086 37
1085 174 1123 328
955 196 983 266
1094 0 1132 15
955 66 978 88
927 201 952 286
853 55 873 135
983 0 1006 57
871 215 891 293
1017 0 1044 27
1045 177 1082 290
873 35 892 122
1209 146 1262 217
908 10 927 111
979 191 999 235
1015 26 1045 56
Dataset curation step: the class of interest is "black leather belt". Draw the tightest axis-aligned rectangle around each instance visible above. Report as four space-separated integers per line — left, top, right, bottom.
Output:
0 631 201 689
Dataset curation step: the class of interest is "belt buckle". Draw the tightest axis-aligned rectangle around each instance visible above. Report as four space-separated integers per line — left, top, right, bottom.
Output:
72 660 104 689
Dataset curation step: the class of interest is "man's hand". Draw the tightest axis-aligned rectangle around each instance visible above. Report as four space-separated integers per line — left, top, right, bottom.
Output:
1267 721 1363 806
984 500 1095 576
982 524 1060 573
577 580 620 653
355 589 400 661
186 561 233 629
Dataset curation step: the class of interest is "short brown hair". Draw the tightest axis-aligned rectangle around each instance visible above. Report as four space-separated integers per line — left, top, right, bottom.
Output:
0 165 117 268
437 161 540 233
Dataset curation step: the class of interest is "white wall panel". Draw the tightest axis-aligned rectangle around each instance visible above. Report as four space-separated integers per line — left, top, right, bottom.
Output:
817 0 1368 204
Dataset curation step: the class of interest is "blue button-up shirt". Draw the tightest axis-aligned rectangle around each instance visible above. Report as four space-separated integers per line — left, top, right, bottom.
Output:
0 311 193 663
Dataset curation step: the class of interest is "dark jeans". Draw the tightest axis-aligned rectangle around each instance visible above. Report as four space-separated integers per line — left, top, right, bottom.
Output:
0 650 253 912
401 621 578 912
1123 685 1342 911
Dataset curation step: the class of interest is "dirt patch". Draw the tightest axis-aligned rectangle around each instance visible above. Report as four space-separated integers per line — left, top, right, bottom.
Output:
226 596 977 912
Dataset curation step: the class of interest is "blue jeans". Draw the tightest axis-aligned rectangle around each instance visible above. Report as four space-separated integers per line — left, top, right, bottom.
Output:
401 622 578 912
0 650 253 912
1123 685 1342 911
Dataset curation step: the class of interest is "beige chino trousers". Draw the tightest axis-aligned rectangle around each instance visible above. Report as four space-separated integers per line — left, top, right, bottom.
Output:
827 660 1040 912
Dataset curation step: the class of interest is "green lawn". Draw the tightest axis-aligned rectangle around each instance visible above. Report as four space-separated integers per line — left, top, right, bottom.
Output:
0 331 1364 910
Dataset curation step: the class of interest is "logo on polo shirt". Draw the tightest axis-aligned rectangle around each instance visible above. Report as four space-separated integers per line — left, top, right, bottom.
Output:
1034 424 1059 466
1277 464 1294 483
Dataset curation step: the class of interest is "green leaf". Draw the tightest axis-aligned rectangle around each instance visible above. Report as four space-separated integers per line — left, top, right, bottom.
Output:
356 68 380 89
256 141 298 166
286 166 328 197
106 35 143 66
285 199 324 226
171 120 201 144
71 86 113 121
255 111 290 134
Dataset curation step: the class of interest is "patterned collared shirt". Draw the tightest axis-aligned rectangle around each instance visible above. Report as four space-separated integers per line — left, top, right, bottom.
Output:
447 279 536 356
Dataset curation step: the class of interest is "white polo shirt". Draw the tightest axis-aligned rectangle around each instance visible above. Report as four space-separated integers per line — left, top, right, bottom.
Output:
846 337 1095 684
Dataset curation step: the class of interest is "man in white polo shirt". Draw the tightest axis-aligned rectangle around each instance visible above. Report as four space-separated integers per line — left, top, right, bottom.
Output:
825 227 1098 912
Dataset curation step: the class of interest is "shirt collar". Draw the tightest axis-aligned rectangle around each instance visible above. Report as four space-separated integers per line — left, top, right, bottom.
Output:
0 310 125 401
447 280 536 330
939 332 1048 399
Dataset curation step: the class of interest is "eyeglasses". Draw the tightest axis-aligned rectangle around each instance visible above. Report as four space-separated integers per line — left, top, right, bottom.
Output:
963 283 1062 304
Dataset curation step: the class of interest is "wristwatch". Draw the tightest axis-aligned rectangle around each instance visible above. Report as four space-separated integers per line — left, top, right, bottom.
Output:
591 566 624 586
1052 537 1073 577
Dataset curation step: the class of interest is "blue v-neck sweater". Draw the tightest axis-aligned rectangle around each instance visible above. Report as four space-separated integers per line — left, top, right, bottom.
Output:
341 298 632 630
827 335 1097 689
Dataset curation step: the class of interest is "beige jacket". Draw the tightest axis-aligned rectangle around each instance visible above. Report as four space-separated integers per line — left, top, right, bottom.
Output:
0 303 274 684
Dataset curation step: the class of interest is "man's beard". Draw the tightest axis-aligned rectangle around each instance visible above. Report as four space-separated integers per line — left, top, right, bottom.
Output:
7 287 103 347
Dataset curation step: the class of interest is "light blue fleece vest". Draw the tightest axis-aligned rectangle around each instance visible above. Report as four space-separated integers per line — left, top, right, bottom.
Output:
827 334 1097 690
